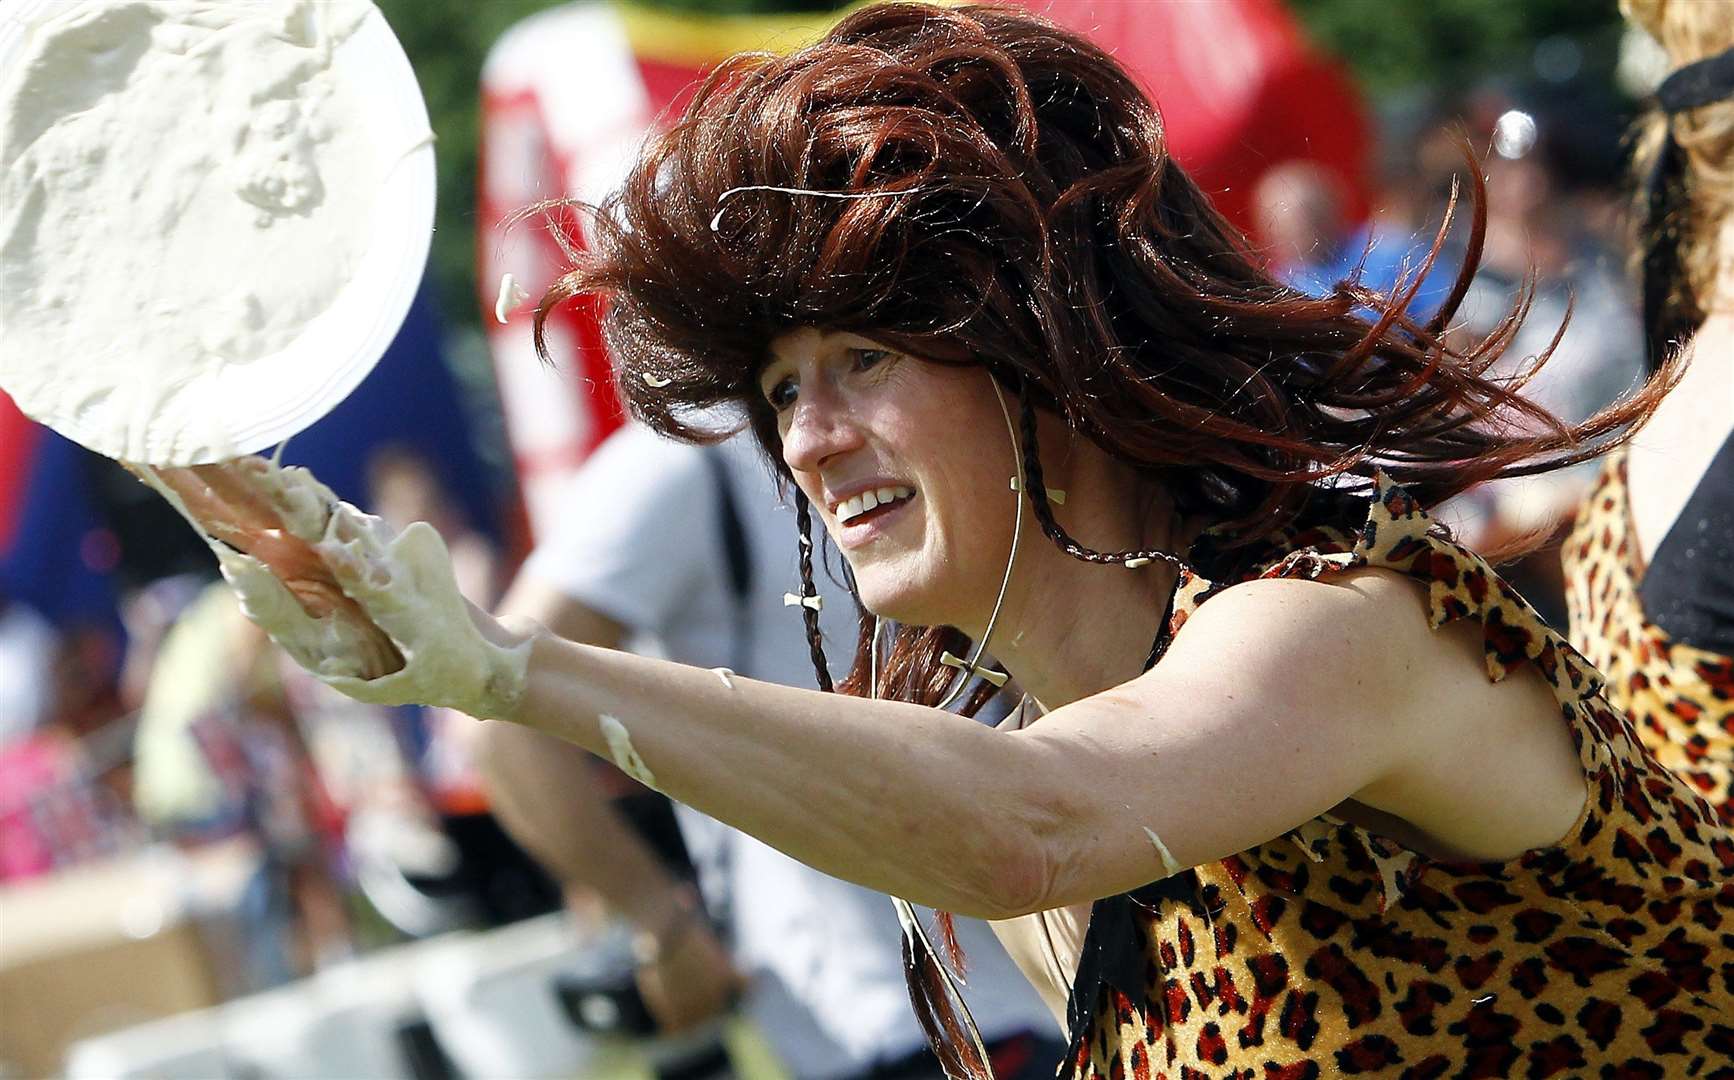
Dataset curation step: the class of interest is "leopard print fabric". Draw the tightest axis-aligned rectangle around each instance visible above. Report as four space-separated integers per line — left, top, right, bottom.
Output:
1064 474 1734 1079
1563 449 1734 825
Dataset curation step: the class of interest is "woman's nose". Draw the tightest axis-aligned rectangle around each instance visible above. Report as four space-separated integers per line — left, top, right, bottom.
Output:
781 387 865 475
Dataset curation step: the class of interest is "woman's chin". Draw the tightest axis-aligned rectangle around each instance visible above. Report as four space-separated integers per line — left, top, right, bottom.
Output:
855 576 941 627
858 577 983 631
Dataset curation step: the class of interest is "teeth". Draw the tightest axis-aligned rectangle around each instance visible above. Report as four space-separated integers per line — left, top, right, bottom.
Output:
838 485 915 525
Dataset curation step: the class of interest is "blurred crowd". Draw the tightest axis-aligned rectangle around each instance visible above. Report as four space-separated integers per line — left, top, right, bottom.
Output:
0 1 1671 1077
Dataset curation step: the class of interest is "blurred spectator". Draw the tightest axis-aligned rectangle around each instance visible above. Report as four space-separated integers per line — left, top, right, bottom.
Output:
1432 94 1646 623
1251 158 1453 317
132 585 354 986
0 598 55 747
1458 101 1644 431
0 711 141 883
348 443 565 933
1561 0 1734 823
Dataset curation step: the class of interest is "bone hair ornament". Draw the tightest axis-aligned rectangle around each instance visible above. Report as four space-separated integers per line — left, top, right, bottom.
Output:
1008 477 1064 504
1014 388 1187 672
642 372 674 388
939 651 1009 687
783 592 823 611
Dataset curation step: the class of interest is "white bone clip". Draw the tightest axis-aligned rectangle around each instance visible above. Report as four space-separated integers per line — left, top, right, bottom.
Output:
783 592 823 611
1008 477 1065 503
642 372 673 388
939 651 1009 687
1124 557 1151 568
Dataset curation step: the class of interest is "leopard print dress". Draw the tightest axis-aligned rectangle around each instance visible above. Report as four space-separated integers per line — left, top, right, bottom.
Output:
1060 475 1734 1080
1563 448 1734 825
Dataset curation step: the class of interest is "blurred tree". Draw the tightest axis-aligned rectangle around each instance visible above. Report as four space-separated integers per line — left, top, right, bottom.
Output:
1292 0 1624 96
374 0 556 315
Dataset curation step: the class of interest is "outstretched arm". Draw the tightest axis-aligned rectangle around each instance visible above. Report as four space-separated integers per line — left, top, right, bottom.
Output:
506 572 1582 918
152 459 1584 920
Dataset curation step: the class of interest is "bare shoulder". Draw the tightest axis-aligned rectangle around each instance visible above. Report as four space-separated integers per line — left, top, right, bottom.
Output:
1151 563 1582 859
1156 566 1445 704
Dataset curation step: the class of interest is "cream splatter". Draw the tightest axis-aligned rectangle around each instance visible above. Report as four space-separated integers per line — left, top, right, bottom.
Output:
1143 826 1183 878
599 714 658 789
711 667 735 690
493 272 529 324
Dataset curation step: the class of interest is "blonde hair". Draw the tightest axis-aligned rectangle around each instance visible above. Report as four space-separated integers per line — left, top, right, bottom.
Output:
1624 0 1734 316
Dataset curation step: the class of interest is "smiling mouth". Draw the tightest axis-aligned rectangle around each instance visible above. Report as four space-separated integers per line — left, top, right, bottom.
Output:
837 484 916 526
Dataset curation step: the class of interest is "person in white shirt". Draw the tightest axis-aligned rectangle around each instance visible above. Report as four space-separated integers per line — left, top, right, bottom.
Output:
481 423 1062 1079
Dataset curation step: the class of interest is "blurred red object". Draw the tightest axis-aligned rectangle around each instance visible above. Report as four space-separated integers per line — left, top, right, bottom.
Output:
0 393 41 558
1034 0 1370 229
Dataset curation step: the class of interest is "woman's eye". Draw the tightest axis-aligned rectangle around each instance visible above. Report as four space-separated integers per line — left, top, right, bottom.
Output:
852 348 892 371
765 376 798 411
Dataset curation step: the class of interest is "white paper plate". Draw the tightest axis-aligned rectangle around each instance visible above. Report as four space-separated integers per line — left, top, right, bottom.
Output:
0 0 435 465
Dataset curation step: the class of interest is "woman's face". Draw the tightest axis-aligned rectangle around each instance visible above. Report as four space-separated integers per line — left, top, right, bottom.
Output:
761 328 1021 629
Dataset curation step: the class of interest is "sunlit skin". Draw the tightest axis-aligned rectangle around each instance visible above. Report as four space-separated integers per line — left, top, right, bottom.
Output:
760 327 1190 708
144 327 1588 974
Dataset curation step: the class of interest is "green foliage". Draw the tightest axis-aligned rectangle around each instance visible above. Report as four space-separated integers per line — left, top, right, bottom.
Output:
1290 0 1623 96
375 0 559 314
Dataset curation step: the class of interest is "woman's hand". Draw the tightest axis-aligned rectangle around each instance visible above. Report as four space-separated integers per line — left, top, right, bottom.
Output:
137 457 535 720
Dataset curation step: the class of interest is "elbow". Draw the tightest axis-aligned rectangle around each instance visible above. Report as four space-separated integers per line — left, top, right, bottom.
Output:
970 845 1057 921
954 807 1071 921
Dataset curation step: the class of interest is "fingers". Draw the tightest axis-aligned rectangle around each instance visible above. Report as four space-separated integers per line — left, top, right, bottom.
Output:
134 466 256 549
213 543 345 675
140 458 341 550
243 460 342 543
215 541 403 681
189 462 293 536
315 503 432 646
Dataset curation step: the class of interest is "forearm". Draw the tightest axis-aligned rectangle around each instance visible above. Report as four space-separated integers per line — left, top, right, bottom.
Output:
478 722 691 930
507 632 1060 918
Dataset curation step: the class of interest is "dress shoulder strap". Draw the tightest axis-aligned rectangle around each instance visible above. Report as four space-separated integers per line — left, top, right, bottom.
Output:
1339 473 1605 699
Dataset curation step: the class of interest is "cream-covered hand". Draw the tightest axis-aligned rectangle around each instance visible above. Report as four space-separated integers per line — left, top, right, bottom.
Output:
139 458 534 720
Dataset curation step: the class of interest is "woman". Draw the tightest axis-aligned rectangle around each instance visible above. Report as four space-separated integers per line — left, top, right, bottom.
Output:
151 5 1734 1075
1563 0 1734 824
